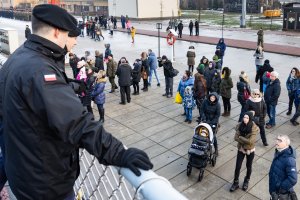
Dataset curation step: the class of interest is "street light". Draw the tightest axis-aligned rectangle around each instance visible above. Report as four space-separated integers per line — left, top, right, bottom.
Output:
156 23 162 57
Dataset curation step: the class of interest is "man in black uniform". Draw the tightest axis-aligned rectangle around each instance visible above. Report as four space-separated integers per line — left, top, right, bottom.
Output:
0 4 153 200
177 20 183 38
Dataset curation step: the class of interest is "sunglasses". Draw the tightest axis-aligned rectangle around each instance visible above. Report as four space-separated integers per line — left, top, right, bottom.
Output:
254 93 260 95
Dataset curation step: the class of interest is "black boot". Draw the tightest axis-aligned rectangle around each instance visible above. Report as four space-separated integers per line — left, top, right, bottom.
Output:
230 180 239 192
242 177 250 191
99 108 105 123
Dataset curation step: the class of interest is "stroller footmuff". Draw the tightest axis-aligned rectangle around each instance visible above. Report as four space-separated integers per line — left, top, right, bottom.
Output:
187 123 217 182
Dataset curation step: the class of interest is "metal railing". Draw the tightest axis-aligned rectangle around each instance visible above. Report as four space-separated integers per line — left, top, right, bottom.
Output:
74 149 188 200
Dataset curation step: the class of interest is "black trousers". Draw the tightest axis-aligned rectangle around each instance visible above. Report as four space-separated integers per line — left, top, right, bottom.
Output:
188 65 194 73
291 104 300 122
178 30 182 38
189 28 193 36
195 27 199 36
143 79 148 89
234 150 255 181
133 81 139 93
120 86 131 103
258 124 267 143
165 77 173 96
288 93 295 112
222 96 231 112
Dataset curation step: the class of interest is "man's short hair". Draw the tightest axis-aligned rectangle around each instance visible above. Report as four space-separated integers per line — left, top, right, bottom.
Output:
278 135 290 146
271 71 279 78
31 15 54 34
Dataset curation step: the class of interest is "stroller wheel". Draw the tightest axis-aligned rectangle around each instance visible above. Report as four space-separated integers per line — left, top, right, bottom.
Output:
187 164 192 176
198 169 204 182
211 154 217 167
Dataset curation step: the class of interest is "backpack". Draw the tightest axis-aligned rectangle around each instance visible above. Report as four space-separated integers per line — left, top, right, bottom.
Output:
243 86 250 100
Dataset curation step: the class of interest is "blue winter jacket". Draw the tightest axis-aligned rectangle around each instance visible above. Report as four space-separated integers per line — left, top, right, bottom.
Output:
269 146 297 194
177 77 194 98
148 52 158 70
91 82 106 105
264 78 281 106
286 75 300 92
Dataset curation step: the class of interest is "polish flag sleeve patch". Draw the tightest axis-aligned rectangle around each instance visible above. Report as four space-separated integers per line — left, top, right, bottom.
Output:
44 74 57 82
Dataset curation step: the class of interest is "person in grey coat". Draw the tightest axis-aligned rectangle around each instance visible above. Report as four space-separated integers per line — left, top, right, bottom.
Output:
116 58 132 104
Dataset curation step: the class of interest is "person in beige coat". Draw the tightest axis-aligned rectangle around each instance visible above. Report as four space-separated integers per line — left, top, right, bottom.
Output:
186 46 196 73
230 111 258 192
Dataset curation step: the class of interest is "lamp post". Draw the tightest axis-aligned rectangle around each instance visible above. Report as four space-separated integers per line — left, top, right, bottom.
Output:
156 23 162 57
221 12 225 38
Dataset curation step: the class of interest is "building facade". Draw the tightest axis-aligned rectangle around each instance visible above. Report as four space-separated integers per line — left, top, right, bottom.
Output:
108 0 179 19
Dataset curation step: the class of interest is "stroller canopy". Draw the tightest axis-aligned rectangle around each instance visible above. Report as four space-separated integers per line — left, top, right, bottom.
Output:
194 123 214 142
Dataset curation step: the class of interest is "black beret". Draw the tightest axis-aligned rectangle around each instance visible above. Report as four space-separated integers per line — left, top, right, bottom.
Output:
68 28 81 37
32 4 77 32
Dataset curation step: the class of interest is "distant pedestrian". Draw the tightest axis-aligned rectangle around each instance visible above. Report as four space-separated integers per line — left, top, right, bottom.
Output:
203 61 216 94
159 55 175 98
177 70 194 116
253 46 264 72
195 19 199 36
113 17 117 29
269 135 298 200
186 46 196 73
216 38 226 66
141 52 150 92
109 20 114 35
106 54 118 93
92 70 107 123
220 67 233 116
132 59 142 95
121 15 126 29
264 71 281 129
174 19 178 32
69 52 80 78
25 25 31 39
104 43 112 61
189 20 193 36
230 111 258 192
95 50 104 71
178 21 183 38
237 71 251 122
148 49 160 86
286 67 300 115
130 26 136 43
116 58 132 104
290 87 300 126
255 59 273 93
257 27 264 48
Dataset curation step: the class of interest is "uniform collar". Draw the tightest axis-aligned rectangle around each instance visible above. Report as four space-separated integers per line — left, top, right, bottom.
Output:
24 34 66 62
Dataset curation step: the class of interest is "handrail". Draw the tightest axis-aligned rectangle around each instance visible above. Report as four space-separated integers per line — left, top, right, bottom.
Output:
120 168 188 200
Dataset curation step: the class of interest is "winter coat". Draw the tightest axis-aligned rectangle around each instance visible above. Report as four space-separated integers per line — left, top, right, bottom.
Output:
95 55 104 71
106 59 117 78
187 50 196 66
92 82 106 105
211 73 221 94
201 92 221 125
25 27 31 39
183 87 196 109
104 47 111 59
286 75 300 93
0 34 125 199
245 97 267 126
141 58 150 76
189 22 193 30
148 52 158 70
237 79 251 105
269 146 297 194
177 77 194 98
220 68 233 98
255 63 273 83
132 62 142 82
193 74 207 100
204 66 216 89
253 51 264 66
264 79 281 106
69 55 79 70
234 122 258 150
80 75 96 106
116 63 132 86
216 39 226 56
178 22 183 31
158 59 174 78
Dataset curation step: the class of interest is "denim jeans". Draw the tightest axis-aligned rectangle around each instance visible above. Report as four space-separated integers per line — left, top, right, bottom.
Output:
185 107 192 121
149 69 160 85
267 104 276 126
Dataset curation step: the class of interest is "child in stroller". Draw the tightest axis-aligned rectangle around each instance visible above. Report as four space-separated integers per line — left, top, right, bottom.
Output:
187 123 217 181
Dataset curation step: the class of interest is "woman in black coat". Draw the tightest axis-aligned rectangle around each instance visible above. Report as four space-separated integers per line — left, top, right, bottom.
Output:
244 89 268 146
255 59 273 92
141 52 150 92
132 59 142 95
95 50 104 71
237 71 251 122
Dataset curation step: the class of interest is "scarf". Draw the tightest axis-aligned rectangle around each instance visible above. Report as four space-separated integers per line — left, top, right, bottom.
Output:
239 121 253 136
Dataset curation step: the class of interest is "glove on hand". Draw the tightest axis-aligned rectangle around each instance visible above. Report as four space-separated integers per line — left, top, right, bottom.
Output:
271 192 279 200
120 148 153 176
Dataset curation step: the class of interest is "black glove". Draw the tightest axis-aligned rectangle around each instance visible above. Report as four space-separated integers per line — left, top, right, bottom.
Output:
271 192 279 200
120 148 153 176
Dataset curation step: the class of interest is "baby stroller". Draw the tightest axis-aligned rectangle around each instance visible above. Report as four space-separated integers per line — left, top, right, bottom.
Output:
187 123 217 181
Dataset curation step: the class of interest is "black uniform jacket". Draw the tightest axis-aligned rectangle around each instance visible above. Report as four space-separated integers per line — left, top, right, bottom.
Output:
0 34 125 199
